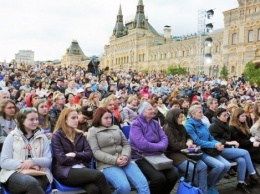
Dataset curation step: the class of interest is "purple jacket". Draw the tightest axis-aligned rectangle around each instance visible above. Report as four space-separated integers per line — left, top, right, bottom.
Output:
130 114 168 159
51 129 93 179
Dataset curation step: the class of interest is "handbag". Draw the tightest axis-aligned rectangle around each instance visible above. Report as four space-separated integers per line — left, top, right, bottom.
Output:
202 148 221 157
177 159 203 194
143 153 173 170
18 169 47 176
180 147 203 161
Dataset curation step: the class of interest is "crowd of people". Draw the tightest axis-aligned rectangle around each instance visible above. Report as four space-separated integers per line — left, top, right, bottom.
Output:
0 63 260 194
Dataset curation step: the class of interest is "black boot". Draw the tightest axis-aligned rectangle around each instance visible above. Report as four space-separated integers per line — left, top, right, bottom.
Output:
249 174 260 185
236 183 250 194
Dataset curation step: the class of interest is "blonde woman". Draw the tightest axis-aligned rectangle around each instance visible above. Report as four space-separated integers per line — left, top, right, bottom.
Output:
49 92 65 130
123 95 139 124
51 108 110 194
88 92 100 112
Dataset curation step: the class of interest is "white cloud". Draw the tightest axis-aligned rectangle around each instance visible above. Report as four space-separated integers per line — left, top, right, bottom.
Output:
0 0 238 62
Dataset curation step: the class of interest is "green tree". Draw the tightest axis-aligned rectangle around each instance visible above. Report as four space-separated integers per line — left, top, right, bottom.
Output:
220 65 229 79
243 61 260 85
166 65 187 76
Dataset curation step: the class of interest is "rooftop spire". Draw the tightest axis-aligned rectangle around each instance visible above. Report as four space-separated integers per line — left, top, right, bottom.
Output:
113 4 125 37
118 4 122 15
134 0 145 28
138 0 143 6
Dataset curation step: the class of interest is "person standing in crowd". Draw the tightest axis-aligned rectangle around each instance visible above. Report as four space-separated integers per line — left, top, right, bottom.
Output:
230 108 260 164
204 98 219 123
33 99 53 140
0 107 53 194
163 109 208 194
185 105 231 194
130 101 178 194
51 108 110 194
88 107 150 194
209 108 260 192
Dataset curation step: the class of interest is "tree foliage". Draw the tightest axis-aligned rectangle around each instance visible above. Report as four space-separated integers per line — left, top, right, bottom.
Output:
220 65 229 79
166 65 187 76
243 61 260 85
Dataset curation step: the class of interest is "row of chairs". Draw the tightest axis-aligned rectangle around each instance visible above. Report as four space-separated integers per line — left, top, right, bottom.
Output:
1 126 132 194
1 125 237 193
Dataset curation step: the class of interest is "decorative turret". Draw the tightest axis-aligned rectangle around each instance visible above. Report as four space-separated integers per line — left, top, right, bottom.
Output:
134 0 147 29
113 4 125 37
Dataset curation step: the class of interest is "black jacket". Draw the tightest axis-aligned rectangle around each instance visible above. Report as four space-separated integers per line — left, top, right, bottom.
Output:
204 109 215 123
229 125 254 149
209 117 232 147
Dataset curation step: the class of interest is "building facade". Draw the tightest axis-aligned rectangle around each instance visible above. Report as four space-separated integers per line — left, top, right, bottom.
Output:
15 50 35 67
101 0 260 77
61 40 90 67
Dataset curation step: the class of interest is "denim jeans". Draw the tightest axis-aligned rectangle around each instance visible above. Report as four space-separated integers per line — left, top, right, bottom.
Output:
202 154 231 187
176 160 207 194
221 148 255 182
5 172 47 194
103 162 150 194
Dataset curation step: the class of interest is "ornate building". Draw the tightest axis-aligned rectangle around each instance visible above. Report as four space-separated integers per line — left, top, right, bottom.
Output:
101 0 260 77
61 40 90 67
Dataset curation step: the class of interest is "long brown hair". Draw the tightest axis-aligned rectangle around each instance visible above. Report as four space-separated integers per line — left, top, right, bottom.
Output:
54 108 82 142
33 99 50 129
229 108 250 135
0 99 19 118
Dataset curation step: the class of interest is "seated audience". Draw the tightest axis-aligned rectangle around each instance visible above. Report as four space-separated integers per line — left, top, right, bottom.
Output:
0 107 53 194
130 101 178 194
88 107 149 194
51 108 110 194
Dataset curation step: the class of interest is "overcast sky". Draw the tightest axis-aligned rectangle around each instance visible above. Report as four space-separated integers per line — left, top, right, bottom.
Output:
0 0 238 62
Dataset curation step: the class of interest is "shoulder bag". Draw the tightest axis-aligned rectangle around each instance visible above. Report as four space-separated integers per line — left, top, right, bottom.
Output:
136 120 173 170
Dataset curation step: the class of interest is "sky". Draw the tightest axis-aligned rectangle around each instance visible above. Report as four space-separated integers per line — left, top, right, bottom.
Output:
0 0 238 62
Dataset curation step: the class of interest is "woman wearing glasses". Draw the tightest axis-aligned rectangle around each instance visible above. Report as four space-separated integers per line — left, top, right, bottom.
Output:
0 107 53 194
0 99 18 154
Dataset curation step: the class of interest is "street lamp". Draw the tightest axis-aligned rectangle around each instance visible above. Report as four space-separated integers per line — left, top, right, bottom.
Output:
205 37 213 47
205 53 212 64
206 9 214 19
